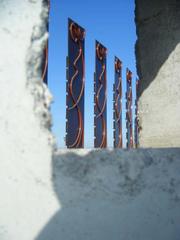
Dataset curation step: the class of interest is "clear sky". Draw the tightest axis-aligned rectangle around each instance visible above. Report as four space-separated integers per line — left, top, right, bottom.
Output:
48 0 137 148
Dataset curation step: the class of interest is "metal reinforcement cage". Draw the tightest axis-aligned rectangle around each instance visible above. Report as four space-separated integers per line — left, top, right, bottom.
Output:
134 78 140 148
42 0 50 84
44 15 139 149
113 57 123 148
94 41 107 148
126 68 133 148
66 18 85 148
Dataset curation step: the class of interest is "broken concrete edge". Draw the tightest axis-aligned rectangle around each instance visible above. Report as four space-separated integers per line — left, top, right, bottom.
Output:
52 148 180 203
25 0 56 151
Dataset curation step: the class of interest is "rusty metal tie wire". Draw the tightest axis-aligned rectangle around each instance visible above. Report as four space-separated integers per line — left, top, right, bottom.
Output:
94 41 107 148
42 0 50 84
66 19 85 148
134 78 140 148
45 14 138 149
126 68 133 148
113 57 123 148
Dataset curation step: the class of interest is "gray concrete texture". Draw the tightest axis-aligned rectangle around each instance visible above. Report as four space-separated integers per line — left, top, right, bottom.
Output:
37 149 180 240
135 0 180 147
0 0 180 239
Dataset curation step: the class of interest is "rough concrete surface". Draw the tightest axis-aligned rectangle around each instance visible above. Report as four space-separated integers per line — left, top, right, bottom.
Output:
135 0 180 147
0 0 180 239
0 1 56 239
36 149 180 240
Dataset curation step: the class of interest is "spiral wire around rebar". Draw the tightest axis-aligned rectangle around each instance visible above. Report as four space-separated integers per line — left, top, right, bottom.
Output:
126 70 133 148
115 76 122 147
67 22 85 148
95 44 107 148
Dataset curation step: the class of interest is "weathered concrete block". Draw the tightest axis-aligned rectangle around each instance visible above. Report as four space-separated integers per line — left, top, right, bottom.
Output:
36 149 180 240
0 1 180 239
135 0 180 147
0 1 56 239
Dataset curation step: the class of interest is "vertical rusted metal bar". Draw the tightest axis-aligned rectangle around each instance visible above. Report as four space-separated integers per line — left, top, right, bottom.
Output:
134 78 140 148
42 0 50 84
94 41 107 148
66 19 85 148
113 57 123 148
126 68 133 148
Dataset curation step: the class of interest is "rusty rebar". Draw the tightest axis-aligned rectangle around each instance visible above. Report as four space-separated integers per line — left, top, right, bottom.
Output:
94 41 107 148
42 0 50 84
113 57 123 148
134 78 140 148
126 68 133 148
66 19 85 148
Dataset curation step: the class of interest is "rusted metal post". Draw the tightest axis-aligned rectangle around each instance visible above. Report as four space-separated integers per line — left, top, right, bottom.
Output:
66 19 85 148
42 0 50 84
134 78 140 148
126 68 133 148
94 41 107 148
113 57 123 148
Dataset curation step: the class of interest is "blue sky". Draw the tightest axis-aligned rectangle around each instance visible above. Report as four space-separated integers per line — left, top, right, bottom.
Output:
48 0 137 148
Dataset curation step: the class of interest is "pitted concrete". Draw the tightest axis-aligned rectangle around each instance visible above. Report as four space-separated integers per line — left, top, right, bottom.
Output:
0 1 180 239
135 0 180 147
0 1 56 239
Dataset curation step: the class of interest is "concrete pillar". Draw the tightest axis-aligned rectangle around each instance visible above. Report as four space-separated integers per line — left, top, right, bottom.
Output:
0 1 57 239
135 0 180 147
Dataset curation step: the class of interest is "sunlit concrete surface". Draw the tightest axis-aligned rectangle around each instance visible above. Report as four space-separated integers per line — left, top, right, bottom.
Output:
1 145 180 240
0 1 55 239
0 0 180 239
136 0 180 147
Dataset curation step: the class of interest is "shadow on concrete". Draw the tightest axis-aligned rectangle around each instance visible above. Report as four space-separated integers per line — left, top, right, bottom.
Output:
35 148 180 240
135 0 180 97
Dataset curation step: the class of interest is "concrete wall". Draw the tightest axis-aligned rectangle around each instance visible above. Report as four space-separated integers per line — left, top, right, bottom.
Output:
28 149 180 240
0 1 58 239
0 1 180 239
135 0 180 147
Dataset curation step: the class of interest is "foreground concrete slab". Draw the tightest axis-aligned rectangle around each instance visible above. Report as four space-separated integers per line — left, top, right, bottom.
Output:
1 148 180 240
